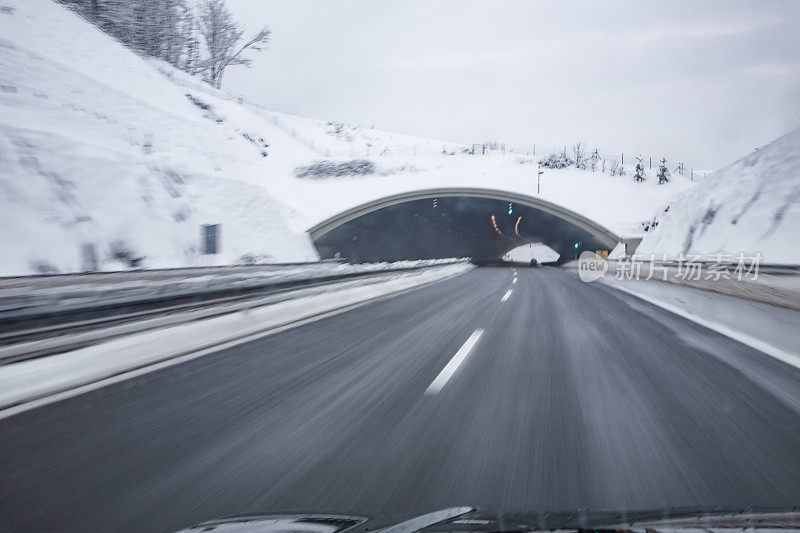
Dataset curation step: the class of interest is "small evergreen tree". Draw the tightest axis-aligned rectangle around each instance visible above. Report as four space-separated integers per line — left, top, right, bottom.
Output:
634 154 646 182
589 148 600 171
657 157 670 184
571 139 587 169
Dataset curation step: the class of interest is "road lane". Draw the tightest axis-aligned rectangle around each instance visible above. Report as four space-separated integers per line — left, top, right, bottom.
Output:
2 267 800 532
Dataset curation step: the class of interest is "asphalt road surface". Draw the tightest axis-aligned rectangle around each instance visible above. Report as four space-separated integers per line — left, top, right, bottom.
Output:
3 267 800 532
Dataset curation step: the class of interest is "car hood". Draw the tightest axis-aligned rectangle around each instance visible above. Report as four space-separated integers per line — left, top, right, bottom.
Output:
176 507 800 532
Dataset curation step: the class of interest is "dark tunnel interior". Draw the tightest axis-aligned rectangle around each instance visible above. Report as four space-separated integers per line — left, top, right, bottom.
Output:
312 196 613 263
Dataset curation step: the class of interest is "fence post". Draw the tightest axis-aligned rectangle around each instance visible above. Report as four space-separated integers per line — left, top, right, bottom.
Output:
621 153 624 165
649 157 652 169
533 144 535 155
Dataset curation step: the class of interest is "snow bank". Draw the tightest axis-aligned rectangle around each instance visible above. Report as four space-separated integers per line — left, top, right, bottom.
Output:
637 128 800 264
0 0 317 275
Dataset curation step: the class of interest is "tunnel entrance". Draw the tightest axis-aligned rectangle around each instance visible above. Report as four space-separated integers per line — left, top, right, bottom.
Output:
503 243 561 263
309 189 621 263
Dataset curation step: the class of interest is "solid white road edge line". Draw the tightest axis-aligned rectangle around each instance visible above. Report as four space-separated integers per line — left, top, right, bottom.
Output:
425 329 484 395
609 283 800 370
501 289 513 302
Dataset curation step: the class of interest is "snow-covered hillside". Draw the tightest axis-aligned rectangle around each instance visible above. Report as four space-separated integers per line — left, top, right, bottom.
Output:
637 128 800 264
1 0 698 275
0 0 318 275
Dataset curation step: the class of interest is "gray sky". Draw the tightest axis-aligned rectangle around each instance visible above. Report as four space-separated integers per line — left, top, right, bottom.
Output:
224 0 800 170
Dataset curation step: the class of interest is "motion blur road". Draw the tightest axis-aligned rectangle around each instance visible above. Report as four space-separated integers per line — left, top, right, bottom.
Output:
3 267 800 531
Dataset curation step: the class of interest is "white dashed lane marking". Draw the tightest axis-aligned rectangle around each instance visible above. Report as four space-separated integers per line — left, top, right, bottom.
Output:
425 329 484 395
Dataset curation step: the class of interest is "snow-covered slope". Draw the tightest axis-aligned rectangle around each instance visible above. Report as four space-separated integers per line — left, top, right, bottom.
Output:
637 128 800 264
1 0 699 275
269 151 694 239
0 0 318 275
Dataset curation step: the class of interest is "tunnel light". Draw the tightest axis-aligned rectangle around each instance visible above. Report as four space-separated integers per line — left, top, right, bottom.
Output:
491 214 506 238
508 203 513 215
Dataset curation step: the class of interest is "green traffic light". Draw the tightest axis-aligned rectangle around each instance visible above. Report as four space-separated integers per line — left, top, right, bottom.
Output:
574 242 579 249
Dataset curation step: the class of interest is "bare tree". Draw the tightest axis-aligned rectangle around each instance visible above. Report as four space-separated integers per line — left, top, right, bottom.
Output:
181 6 200 73
571 139 587 169
197 0 270 89
61 0 189 69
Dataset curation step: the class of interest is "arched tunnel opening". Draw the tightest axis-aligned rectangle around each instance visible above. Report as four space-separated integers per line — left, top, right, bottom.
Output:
310 192 620 264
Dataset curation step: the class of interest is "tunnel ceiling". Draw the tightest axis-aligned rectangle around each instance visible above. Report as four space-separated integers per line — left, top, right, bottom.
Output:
310 190 620 263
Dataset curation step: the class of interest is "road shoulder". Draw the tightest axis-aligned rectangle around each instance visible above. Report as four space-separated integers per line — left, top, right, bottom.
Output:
0 263 473 417
600 275 800 370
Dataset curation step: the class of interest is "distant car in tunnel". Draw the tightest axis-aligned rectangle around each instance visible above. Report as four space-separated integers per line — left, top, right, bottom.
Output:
530 259 539 267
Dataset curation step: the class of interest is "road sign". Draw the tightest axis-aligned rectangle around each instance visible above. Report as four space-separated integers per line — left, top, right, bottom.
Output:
201 224 220 255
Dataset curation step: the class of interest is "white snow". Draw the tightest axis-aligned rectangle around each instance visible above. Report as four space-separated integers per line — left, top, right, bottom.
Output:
268 149 695 239
1 0 698 276
0 0 318 275
636 127 800 264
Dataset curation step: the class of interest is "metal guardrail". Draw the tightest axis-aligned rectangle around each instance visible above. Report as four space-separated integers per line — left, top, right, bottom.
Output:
0 263 456 364
600 260 800 276
0 259 345 282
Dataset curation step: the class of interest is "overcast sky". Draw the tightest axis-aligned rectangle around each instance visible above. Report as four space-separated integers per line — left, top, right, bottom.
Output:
224 0 800 170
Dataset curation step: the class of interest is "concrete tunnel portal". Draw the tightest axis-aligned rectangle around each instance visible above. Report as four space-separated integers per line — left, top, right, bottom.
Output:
308 188 631 264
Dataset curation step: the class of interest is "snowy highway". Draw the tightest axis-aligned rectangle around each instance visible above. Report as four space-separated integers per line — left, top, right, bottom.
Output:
3 266 800 531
